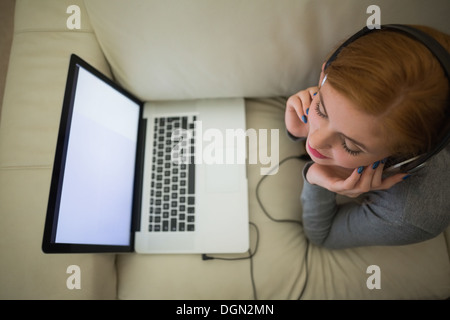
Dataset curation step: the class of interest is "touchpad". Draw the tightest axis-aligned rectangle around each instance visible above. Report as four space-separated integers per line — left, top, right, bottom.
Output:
205 163 240 193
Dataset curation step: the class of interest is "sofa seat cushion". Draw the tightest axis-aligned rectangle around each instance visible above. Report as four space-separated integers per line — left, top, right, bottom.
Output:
116 98 450 299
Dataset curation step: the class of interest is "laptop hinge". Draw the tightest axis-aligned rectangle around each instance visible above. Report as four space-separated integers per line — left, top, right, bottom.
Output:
132 117 147 232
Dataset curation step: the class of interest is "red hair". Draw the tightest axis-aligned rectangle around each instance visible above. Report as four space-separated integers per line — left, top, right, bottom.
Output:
325 25 450 157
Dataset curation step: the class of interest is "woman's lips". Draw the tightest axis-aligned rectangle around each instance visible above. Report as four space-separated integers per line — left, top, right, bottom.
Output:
307 142 329 159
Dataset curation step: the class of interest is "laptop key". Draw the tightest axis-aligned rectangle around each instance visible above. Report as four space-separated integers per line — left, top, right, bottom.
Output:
188 162 195 194
170 218 177 231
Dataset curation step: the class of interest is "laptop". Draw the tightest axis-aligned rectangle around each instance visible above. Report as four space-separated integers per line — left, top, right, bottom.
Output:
42 54 249 254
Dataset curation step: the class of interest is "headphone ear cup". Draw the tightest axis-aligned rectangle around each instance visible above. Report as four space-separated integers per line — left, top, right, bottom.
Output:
383 155 426 176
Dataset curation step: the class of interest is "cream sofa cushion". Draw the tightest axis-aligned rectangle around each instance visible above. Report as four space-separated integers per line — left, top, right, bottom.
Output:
117 98 450 300
85 0 450 101
0 0 117 299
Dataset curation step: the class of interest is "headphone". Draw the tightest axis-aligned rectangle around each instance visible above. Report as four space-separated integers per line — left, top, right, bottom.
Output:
324 24 450 174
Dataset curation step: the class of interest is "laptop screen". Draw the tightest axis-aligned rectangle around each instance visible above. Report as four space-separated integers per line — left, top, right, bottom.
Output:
42 55 142 253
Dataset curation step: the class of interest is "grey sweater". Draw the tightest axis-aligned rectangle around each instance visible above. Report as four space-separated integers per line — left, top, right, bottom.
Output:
295 135 450 249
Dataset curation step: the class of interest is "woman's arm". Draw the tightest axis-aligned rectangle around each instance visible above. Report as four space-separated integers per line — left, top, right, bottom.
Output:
300 162 446 249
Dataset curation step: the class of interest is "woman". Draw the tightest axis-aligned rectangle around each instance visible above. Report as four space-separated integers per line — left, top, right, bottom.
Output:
285 25 450 249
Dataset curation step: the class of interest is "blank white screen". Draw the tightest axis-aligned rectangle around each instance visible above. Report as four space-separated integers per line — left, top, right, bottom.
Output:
55 66 140 246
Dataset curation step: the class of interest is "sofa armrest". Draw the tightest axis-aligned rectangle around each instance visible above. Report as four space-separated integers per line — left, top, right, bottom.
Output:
0 0 117 299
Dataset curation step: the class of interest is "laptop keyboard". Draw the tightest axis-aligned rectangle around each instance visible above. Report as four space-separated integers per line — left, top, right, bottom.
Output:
148 115 196 232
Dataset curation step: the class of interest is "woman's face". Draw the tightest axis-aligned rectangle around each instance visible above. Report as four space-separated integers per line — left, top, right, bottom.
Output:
306 79 391 170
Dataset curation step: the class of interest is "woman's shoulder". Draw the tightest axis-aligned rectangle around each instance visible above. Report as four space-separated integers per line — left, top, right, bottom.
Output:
398 145 450 234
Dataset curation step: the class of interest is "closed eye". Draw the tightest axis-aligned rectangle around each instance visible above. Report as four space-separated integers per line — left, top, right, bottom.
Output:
341 140 362 156
315 98 365 156
314 102 327 118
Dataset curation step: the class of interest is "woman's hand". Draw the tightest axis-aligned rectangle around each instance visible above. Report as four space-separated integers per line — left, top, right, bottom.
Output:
306 161 409 198
285 86 318 138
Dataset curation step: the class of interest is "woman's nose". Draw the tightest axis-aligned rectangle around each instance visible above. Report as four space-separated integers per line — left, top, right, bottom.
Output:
308 126 333 150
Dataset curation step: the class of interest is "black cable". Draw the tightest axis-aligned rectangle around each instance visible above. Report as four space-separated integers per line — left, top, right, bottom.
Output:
202 222 259 299
249 238 258 300
202 222 259 261
255 155 305 226
255 155 311 300
202 154 311 300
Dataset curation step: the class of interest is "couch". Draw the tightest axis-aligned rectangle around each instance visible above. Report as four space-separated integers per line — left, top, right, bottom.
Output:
1 0 449 300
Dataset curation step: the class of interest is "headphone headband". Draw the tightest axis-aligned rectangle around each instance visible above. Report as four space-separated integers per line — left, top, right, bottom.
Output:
325 24 450 174
325 24 450 80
